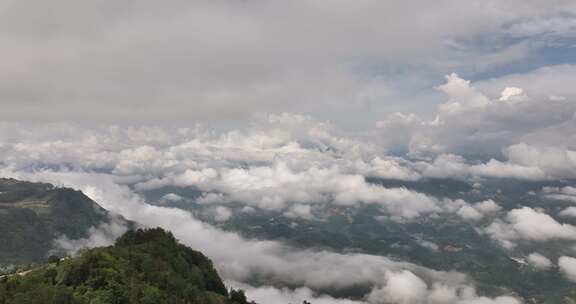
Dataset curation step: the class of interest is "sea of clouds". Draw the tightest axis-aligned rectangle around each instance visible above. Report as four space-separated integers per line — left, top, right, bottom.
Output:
1 74 576 303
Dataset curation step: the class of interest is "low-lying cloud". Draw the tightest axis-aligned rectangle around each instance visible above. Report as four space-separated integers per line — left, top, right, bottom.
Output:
485 207 576 249
0 169 522 304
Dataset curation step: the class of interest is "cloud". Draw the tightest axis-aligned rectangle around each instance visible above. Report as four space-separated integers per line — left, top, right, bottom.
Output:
485 207 576 248
415 145 576 181
235 283 367 304
505 14 576 38
52 216 129 256
3 4 576 297
458 296 522 304
559 207 576 218
526 253 553 270
0 169 521 304
370 69 576 181
477 65 576 109
161 193 183 203
367 270 428 304
377 72 576 159
502 144 576 179
4 117 572 253
357 157 421 181
456 200 502 221
0 117 487 224
213 206 232 222
473 200 502 214
457 205 485 221
366 271 521 304
1 90 575 185
0 114 402 180
284 204 314 220
2 110 576 301
415 239 440 252
543 186 576 203
147 161 440 220
1 1 576 124
418 152 547 181
468 157 547 180
558 256 576 282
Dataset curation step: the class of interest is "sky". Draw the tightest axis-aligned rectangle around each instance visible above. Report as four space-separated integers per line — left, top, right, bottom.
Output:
1 0 576 128
2 1 576 303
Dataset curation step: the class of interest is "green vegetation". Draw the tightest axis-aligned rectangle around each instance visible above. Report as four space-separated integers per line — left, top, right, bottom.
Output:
0 178 117 266
0 228 257 304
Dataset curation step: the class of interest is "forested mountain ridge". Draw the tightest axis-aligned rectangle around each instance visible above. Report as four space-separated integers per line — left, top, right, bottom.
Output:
0 178 123 266
0 228 257 304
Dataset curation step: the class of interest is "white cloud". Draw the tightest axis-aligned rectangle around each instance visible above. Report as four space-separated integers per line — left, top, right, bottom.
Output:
416 239 440 252
503 144 576 179
0 114 412 182
469 158 547 181
161 193 183 203
428 283 460 304
456 200 502 221
367 270 428 304
477 65 576 108
526 253 553 270
359 157 421 181
52 217 129 256
457 205 484 221
485 207 576 248
416 144 576 181
558 256 576 282
0 117 496 224
458 296 522 304
138 161 441 220
436 73 491 114
213 206 232 222
366 271 522 304
499 87 525 102
560 207 576 218
377 71 576 166
236 283 367 304
543 186 576 203
284 204 314 220
473 200 502 214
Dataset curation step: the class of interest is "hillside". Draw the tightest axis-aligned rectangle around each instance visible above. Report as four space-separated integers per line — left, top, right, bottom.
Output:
0 228 256 304
0 178 123 266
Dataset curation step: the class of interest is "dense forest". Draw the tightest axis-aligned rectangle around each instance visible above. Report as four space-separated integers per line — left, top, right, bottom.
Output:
0 228 257 304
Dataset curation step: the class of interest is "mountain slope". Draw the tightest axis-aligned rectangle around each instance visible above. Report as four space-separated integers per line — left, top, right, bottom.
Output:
0 228 255 304
0 178 121 266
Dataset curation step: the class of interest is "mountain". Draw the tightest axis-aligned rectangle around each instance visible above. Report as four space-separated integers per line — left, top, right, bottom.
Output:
0 228 255 304
0 178 124 266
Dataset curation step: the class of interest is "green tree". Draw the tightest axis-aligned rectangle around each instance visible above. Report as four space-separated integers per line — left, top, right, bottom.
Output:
230 289 248 304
